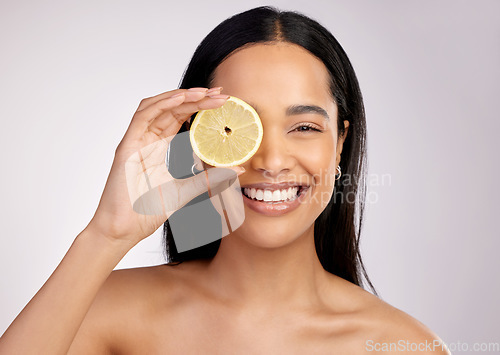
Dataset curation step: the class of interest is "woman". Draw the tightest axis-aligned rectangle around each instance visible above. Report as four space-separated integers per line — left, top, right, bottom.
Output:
0 6 448 354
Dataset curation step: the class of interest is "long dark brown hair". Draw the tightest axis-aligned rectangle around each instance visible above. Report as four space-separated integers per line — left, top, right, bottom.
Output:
163 6 375 293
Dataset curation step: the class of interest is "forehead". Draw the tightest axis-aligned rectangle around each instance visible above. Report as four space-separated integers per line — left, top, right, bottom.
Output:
211 42 335 116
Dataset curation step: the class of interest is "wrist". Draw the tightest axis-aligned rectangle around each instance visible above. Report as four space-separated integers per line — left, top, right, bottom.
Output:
78 225 136 256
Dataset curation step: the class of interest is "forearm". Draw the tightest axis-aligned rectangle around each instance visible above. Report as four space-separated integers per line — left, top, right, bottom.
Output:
0 228 134 355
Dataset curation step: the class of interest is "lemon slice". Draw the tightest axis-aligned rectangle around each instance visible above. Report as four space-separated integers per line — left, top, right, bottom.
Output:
189 96 263 167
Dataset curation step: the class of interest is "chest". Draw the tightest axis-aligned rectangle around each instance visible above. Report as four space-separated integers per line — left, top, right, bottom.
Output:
114 306 363 354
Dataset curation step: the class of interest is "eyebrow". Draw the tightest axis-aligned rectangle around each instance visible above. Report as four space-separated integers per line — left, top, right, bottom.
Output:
286 104 330 121
248 102 330 121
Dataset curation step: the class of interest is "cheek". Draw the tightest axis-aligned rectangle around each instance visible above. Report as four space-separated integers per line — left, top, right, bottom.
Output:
295 136 336 208
296 135 336 179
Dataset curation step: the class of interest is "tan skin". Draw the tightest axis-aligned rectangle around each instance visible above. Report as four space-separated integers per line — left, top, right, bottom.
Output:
0 43 449 354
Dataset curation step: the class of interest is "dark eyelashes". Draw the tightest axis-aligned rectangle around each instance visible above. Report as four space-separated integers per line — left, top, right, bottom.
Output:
292 123 323 133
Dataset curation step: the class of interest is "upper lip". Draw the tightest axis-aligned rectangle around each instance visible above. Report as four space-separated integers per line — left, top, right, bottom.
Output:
240 182 309 190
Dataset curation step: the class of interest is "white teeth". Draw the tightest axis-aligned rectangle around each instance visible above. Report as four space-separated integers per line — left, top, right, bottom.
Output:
243 187 300 202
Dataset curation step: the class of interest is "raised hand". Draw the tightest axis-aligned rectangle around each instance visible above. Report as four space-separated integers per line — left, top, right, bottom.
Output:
85 87 243 247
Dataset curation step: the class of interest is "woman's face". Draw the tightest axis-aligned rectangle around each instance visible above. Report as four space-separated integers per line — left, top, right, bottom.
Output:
210 42 349 248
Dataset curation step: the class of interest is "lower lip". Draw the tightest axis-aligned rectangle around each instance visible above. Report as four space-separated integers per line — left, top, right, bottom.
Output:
241 188 310 217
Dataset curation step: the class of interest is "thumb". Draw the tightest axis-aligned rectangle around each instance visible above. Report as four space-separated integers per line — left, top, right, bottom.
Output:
133 167 245 217
131 167 244 216
179 166 244 203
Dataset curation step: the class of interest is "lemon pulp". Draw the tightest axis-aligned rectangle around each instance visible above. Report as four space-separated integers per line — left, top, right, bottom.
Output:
189 96 263 167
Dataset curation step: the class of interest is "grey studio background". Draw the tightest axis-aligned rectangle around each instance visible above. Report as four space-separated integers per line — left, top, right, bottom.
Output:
1 0 498 352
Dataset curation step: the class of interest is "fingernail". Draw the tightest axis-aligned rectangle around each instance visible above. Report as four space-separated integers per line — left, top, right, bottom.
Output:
208 94 230 100
207 87 223 94
188 87 208 92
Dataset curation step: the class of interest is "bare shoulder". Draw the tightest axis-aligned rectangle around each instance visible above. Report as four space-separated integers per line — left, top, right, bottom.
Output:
68 263 183 354
323 275 450 354
368 300 449 354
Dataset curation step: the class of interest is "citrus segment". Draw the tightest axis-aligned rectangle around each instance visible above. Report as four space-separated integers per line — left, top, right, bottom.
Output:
189 96 263 167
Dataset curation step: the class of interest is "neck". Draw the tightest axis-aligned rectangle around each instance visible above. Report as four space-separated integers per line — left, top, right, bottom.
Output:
203 224 330 311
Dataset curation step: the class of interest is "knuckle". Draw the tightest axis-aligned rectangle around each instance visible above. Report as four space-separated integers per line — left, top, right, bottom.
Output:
115 138 127 155
171 111 186 124
138 98 150 109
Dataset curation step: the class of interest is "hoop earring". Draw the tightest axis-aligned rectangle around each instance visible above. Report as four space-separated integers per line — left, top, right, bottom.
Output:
335 165 342 180
191 163 199 175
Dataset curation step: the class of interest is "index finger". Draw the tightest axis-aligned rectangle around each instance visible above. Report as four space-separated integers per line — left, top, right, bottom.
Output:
137 87 222 111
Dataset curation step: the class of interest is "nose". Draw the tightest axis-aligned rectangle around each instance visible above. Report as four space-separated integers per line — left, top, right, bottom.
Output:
247 128 296 178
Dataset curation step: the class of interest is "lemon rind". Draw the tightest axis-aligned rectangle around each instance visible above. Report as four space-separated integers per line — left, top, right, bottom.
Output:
189 96 263 167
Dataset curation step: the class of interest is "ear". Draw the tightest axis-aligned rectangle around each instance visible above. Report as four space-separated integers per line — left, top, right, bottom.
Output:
335 120 350 166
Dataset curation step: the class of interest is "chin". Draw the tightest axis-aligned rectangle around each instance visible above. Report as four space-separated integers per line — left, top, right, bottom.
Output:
228 211 314 250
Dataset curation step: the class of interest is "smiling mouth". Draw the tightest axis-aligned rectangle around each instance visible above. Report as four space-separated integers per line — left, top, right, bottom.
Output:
240 186 309 204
